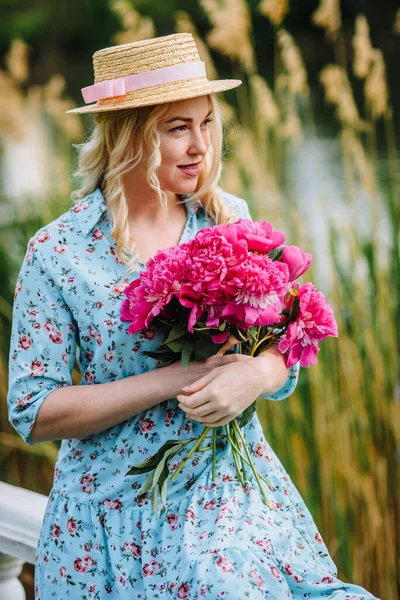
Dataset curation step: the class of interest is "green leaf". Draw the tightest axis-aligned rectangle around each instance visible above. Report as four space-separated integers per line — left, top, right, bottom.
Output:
152 485 159 515
141 348 175 358
166 340 185 353
181 342 194 371
232 324 248 342
238 402 257 428
288 295 300 323
159 461 170 511
246 326 258 342
151 317 171 337
268 246 284 261
126 440 180 475
152 445 182 492
192 337 220 361
137 470 156 499
165 327 188 344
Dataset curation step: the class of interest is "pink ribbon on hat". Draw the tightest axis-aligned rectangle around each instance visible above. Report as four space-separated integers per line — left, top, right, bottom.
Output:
81 61 207 104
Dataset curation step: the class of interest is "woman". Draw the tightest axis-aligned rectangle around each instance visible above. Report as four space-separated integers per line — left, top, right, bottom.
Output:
7 33 379 599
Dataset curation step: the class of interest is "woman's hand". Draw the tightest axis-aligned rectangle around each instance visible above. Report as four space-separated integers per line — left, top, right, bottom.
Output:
176 356 269 427
170 352 253 397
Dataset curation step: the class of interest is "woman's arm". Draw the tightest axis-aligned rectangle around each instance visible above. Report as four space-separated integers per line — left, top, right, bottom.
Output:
29 355 243 444
216 330 300 402
7 236 245 446
254 344 291 396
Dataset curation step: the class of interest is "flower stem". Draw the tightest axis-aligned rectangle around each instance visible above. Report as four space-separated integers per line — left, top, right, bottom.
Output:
225 424 246 487
231 419 274 507
232 420 247 482
225 433 274 491
197 445 213 452
171 426 210 481
251 333 277 356
212 427 217 481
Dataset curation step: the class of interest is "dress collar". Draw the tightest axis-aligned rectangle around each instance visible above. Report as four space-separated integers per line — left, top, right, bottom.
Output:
72 187 203 237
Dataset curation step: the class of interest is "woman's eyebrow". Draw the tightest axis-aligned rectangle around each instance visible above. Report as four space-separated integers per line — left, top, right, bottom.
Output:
164 110 212 124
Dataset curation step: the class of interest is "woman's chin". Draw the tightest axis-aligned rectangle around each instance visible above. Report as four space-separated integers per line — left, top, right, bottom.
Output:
163 182 198 196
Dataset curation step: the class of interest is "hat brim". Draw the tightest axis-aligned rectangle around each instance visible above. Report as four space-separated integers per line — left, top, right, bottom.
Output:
66 79 242 115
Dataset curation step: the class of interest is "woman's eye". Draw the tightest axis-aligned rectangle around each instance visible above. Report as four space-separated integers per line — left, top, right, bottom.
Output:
170 118 213 132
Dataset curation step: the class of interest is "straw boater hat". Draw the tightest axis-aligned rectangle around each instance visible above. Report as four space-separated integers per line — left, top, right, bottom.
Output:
66 32 242 115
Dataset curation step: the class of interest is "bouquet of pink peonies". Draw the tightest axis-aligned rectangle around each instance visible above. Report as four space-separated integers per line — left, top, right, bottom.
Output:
120 219 338 514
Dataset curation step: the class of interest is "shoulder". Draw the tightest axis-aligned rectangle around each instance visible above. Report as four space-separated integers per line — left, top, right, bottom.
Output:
15 197 89 300
219 189 252 220
25 190 99 265
24 211 74 271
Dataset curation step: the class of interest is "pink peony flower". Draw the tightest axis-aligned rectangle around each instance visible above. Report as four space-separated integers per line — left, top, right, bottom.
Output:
121 244 190 333
278 283 338 367
281 245 312 280
212 219 285 255
185 227 244 288
219 253 289 329
120 220 291 335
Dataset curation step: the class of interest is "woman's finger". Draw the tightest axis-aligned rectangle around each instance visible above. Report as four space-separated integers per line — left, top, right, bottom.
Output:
194 410 221 423
185 410 217 422
201 415 231 427
181 370 215 395
182 402 215 418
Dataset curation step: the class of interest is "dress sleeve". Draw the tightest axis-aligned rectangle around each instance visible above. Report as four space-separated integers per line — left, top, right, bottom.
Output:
258 360 300 401
232 194 301 401
7 237 78 445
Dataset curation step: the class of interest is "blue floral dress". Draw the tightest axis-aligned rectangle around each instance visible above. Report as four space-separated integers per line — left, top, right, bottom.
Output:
7 188 379 599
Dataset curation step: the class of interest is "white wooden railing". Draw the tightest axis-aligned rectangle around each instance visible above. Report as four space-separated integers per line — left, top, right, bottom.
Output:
0 482 48 600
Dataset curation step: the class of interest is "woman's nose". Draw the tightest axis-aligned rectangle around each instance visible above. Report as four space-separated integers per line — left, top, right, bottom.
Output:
188 129 209 155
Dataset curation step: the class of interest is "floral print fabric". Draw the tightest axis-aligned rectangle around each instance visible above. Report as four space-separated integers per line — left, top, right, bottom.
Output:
7 188 378 599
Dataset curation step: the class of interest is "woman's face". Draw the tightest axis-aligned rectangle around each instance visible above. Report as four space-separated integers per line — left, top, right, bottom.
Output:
156 95 213 195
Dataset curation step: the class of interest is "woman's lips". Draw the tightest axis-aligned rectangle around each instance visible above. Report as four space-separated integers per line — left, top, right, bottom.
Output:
178 163 201 176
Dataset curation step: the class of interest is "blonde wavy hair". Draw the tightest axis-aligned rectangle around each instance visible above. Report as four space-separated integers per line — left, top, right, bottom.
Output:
71 93 237 279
